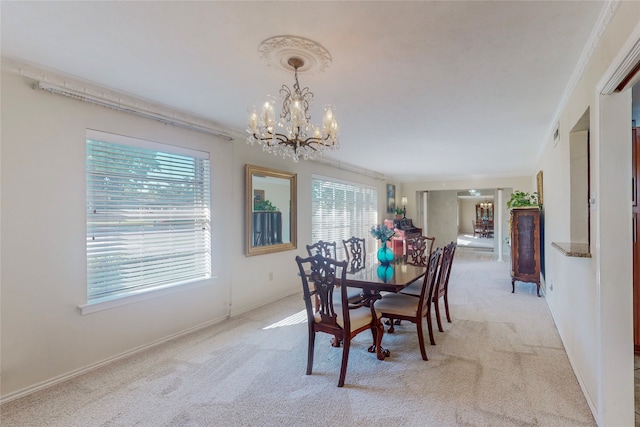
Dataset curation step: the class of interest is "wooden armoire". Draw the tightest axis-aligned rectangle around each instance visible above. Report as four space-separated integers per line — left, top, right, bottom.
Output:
510 207 542 296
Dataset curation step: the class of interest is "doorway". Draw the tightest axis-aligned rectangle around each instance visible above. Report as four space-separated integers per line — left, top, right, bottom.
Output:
457 189 496 252
415 188 504 255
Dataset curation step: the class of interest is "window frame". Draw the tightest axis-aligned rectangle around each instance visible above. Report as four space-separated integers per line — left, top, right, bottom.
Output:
311 175 378 260
83 129 212 313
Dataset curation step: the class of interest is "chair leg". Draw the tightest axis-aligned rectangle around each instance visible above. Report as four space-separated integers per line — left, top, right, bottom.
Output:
338 339 350 387
371 318 385 360
387 317 396 333
416 319 428 361
444 293 452 323
425 309 436 345
434 298 444 332
307 330 315 375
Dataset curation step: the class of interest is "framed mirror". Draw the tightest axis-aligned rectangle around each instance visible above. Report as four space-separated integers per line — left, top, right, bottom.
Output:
245 164 297 256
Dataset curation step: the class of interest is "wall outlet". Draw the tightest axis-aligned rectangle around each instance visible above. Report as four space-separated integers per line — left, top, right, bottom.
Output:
269 272 273 281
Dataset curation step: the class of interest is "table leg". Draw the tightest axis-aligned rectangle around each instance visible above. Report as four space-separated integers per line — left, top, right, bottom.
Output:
366 303 390 359
367 318 390 359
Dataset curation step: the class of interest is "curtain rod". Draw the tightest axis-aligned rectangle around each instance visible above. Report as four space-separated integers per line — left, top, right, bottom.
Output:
34 81 234 140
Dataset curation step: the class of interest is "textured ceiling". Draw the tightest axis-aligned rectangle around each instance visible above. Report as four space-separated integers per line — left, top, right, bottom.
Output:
1 1 607 181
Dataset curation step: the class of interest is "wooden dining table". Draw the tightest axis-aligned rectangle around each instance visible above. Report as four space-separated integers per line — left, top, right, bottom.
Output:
342 259 427 294
339 258 428 358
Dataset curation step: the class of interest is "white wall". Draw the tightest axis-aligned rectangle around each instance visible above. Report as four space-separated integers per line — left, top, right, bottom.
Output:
535 3 640 425
426 190 459 246
569 129 590 243
0 72 234 397
459 198 478 234
0 70 394 400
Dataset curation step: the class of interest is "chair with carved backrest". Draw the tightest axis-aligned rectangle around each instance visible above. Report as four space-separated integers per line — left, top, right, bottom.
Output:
307 239 361 308
399 241 456 339
306 240 338 259
375 248 442 360
295 253 385 387
404 235 435 266
433 241 457 332
307 240 337 312
397 236 436 299
342 236 366 272
383 235 434 330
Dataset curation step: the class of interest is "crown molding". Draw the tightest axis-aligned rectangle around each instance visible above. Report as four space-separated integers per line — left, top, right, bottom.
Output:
600 19 640 94
312 156 388 181
2 57 235 140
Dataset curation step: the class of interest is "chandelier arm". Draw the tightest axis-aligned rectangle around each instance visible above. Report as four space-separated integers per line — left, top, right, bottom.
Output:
300 136 334 149
254 132 298 147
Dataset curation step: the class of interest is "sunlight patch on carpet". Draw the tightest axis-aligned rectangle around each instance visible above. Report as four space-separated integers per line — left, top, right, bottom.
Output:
263 309 307 329
457 237 476 246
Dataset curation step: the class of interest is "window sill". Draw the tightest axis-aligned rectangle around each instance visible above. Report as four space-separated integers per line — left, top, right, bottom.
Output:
551 242 591 258
78 278 215 315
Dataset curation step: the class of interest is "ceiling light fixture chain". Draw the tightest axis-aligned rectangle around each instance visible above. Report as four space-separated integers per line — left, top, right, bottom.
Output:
247 37 339 162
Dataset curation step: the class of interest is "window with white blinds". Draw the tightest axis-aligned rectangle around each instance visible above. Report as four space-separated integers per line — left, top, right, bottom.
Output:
311 176 378 260
86 130 211 304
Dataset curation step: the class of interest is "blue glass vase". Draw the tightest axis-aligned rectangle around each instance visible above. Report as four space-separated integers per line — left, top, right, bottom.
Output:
377 244 394 265
377 264 394 283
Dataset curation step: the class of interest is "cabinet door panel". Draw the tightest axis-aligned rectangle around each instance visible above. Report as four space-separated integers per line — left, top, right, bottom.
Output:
511 208 541 294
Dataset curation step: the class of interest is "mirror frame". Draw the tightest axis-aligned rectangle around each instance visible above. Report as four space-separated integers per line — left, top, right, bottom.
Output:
245 164 297 256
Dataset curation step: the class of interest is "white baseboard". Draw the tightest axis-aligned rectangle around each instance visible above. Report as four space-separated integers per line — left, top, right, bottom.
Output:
0 314 228 405
229 289 301 317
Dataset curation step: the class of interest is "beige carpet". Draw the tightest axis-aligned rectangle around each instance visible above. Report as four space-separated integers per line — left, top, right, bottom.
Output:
1 252 595 426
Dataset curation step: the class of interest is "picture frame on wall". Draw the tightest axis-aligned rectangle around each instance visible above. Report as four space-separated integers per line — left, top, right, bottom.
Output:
253 189 265 209
387 184 396 213
537 170 544 205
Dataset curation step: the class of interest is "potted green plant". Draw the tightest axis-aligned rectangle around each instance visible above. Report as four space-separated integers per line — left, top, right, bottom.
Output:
506 190 540 209
254 199 278 211
394 207 404 219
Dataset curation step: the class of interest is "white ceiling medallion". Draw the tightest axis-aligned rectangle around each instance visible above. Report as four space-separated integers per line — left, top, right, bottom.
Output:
258 35 332 74
248 35 339 162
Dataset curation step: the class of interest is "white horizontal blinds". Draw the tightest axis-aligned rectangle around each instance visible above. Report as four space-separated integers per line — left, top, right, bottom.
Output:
86 134 211 303
311 177 378 261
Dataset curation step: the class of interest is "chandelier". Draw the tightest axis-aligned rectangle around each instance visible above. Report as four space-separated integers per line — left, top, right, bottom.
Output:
480 200 493 209
247 48 339 162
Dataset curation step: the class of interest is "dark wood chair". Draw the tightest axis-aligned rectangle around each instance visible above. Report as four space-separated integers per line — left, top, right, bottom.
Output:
295 253 385 387
433 242 457 332
473 220 485 238
306 240 340 310
342 236 366 271
307 239 362 306
375 248 442 360
397 236 435 297
306 240 338 259
404 235 435 266
485 220 494 238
